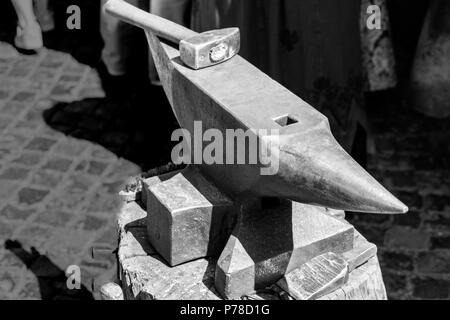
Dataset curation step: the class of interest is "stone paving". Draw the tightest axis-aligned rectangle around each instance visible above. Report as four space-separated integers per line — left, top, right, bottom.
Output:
0 46 141 299
346 94 450 300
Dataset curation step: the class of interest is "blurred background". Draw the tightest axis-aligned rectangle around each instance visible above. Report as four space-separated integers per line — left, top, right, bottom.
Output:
0 0 449 300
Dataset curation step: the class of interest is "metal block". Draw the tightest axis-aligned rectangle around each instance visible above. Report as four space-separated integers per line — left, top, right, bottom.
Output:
215 200 354 299
146 166 237 266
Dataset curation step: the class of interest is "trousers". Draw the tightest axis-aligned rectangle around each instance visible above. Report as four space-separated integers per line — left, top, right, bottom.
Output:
100 0 190 79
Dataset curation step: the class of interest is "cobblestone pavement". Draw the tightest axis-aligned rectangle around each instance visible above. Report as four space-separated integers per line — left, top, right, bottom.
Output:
0 47 141 299
347 94 450 300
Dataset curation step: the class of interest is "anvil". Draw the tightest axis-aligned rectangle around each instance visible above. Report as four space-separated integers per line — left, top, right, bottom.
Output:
105 0 408 299
105 0 407 214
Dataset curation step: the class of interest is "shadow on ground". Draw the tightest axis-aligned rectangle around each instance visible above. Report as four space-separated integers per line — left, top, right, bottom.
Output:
5 240 94 300
42 84 180 171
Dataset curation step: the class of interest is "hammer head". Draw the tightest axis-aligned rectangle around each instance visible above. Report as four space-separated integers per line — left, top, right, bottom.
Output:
180 28 240 70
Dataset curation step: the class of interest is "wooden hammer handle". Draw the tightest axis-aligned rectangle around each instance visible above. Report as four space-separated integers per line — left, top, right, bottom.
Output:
104 0 198 44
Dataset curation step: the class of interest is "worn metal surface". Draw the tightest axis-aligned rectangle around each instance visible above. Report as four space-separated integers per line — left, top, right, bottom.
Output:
318 255 387 300
214 200 354 299
180 28 240 69
277 252 349 300
146 166 236 266
145 29 407 214
106 0 407 213
343 230 377 272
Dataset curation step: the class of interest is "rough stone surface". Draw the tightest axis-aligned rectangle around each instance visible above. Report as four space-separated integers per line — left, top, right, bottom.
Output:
412 277 450 299
145 166 236 266
214 201 354 299
277 252 349 300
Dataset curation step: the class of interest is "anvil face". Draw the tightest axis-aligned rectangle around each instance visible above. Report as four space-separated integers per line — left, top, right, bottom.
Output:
146 31 407 214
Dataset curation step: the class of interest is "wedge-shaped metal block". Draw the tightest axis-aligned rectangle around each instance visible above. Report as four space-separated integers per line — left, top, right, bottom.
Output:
215 201 354 299
277 252 349 300
343 230 377 272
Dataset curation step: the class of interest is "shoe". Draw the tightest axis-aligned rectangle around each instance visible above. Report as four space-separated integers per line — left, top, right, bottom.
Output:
14 22 43 51
150 79 162 86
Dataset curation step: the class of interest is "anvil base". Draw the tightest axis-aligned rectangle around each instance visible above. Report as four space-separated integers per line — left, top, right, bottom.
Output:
142 168 358 298
215 200 354 299
116 199 386 300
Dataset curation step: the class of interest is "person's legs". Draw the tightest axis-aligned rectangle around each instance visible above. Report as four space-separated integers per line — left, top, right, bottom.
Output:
11 0 43 50
100 0 148 76
150 0 190 25
148 0 190 84
101 0 127 76
34 0 54 32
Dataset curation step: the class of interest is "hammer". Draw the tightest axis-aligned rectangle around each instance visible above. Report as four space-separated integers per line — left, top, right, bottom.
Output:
104 0 240 70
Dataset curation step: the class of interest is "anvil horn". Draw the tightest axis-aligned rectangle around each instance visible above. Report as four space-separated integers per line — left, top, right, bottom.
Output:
105 2 408 214
262 129 409 213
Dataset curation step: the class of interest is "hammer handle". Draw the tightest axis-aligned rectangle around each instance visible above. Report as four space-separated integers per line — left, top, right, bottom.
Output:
104 0 198 44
